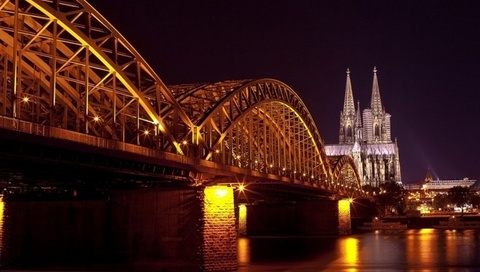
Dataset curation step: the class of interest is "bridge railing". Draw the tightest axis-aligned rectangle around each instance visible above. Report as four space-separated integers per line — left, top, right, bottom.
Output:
0 115 196 166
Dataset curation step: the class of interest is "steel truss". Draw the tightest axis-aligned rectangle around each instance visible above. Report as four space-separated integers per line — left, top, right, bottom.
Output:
170 79 340 187
0 0 363 194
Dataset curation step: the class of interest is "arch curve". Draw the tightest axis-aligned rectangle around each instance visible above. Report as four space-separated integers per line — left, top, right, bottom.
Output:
168 79 333 185
0 0 192 153
330 155 363 191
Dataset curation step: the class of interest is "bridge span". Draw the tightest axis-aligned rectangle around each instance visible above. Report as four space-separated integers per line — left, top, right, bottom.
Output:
0 1 370 271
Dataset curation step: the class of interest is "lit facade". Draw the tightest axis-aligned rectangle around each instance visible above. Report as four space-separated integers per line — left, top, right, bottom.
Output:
325 67 402 187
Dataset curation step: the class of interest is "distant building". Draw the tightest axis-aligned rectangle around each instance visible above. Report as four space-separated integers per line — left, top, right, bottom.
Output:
404 177 477 192
325 67 402 187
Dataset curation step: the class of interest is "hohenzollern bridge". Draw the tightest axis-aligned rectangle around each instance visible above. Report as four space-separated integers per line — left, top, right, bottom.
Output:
0 1 369 271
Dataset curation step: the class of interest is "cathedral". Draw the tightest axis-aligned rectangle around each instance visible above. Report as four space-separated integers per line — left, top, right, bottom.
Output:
324 67 402 187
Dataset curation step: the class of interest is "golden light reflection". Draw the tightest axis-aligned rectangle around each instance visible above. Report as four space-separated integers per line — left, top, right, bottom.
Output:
237 237 250 264
445 230 456 264
406 229 436 267
341 237 359 265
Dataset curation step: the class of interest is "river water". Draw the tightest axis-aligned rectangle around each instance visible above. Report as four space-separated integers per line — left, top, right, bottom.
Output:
239 230 480 271
1 197 480 271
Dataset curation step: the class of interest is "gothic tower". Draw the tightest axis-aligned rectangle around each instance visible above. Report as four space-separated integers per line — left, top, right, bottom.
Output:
339 68 356 144
363 67 391 143
325 66 402 187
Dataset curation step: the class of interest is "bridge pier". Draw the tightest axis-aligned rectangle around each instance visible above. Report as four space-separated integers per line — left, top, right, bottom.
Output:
110 186 237 271
241 198 351 236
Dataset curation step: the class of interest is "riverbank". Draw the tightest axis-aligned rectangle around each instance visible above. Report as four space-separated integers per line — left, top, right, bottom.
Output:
353 214 480 231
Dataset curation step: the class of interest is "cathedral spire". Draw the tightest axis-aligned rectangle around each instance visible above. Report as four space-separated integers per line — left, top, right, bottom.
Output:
370 66 383 115
339 68 357 144
343 68 356 116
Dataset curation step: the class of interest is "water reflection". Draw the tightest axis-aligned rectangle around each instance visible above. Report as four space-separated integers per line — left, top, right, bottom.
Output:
239 229 480 271
1 195 480 271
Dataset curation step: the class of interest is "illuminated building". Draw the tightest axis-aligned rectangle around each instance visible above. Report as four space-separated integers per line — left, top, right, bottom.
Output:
325 67 402 187
404 177 477 192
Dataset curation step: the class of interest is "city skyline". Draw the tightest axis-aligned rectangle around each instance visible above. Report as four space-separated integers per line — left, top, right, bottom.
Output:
94 0 480 183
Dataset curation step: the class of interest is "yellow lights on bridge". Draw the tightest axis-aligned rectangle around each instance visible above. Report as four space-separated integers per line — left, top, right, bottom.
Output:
93 116 101 122
21 96 30 103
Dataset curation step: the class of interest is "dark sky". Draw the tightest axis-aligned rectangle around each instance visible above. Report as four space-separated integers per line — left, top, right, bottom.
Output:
92 0 480 183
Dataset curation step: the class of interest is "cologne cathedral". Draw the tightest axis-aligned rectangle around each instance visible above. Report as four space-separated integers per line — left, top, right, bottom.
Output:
325 67 402 187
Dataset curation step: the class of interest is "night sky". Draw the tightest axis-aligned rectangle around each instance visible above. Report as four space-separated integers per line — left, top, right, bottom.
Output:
93 0 480 183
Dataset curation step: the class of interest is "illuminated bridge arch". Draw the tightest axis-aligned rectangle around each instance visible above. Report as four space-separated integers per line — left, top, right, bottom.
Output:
0 0 363 194
168 79 333 185
329 155 362 193
0 0 192 153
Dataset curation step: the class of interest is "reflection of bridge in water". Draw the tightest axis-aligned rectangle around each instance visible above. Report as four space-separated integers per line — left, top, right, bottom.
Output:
0 1 369 271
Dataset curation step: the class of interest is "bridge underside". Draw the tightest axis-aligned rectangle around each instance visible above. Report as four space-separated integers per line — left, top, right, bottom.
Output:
0 128 193 189
235 182 334 202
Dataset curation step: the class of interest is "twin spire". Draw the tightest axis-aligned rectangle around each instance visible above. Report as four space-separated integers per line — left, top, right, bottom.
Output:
342 66 384 118
339 66 389 144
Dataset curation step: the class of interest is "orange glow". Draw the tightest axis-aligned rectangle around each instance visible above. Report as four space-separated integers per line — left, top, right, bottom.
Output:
143 130 149 135
338 199 352 235
22 96 29 102
214 187 229 198
342 237 359 264
93 116 100 122
238 184 245 192
238 204 247 235
237 237 250 264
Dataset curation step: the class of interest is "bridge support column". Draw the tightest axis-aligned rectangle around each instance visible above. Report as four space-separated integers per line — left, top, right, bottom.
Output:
243 198 351 236
200 186 237 271
109 186 237 271
296 198 351 236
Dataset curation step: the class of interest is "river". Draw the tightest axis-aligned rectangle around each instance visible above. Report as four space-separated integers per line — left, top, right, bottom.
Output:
239 230 480 271
1 196 480 271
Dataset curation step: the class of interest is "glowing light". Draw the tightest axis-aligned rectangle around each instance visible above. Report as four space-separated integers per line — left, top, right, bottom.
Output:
238 184 245 192
215 149 220 153
203 186 236 269
338 199 352 235
214 187 229 198
182 140 188 145
22 96 29 102
93 116 100 122
342 237 359 264
143 130 149 135
238 204 247 236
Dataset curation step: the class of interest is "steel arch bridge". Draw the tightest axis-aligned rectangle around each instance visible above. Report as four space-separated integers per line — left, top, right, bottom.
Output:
0 0 364 198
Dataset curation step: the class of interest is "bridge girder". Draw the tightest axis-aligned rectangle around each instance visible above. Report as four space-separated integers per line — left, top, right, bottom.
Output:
168 79 335 187
0 0 364 197
329 155 363 194
0 0 192 153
